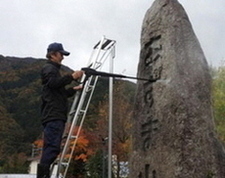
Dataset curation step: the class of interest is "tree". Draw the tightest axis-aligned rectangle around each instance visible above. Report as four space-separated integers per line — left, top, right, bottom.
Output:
0 104 28 173
212 65 225 143
32 126 94 177
95 80 135 177
85 150 104 178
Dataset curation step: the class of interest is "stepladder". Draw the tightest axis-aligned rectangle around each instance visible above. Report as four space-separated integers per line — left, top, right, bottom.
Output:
51 36 116 178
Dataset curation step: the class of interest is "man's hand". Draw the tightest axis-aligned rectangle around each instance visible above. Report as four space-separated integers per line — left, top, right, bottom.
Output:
73 85 83 90
72 70 84 80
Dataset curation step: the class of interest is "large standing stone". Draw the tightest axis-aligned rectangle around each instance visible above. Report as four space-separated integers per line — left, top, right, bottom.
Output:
130 0 225 177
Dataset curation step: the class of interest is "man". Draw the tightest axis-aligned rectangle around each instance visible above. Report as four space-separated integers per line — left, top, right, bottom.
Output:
37 42 83 178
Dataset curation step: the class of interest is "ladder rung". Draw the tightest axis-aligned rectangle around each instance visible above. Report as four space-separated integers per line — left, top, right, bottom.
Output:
93 39 113 50
61 162 69 167
93 41 100 49
69 110 76 115
62 135 77 140
86 88 93 93
70 135 77 139
85 85 94 92
101 39 112 49
87 84 94 88
79 109 86 113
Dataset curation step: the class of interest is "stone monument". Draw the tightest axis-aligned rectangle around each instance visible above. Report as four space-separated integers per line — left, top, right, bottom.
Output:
130 0 225 177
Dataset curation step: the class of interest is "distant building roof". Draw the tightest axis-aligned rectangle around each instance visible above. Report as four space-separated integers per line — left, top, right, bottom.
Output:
0 174 55 178
0 175 36 178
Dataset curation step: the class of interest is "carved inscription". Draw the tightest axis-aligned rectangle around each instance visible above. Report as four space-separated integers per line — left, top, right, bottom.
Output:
144 85 154 107
142 35 163 80
153 65 162 80
144 35 162 65
137 165 150 178
140 34 162 151
152 170 156 178
141 117 159 151
145 164 150 178
138 172 142 178
141 82 159 151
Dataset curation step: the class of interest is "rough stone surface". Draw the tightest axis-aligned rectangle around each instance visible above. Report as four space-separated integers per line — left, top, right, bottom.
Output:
130 0 225 177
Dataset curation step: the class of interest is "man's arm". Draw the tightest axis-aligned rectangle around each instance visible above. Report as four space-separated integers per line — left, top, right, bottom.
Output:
64 85 82 98
41 65 73 88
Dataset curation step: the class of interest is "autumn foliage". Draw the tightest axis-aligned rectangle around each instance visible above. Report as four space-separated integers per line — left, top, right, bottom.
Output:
0 55 136 176
32 126 94 162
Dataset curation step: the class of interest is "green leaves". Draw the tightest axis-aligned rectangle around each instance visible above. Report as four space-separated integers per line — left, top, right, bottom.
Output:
212 65 225 143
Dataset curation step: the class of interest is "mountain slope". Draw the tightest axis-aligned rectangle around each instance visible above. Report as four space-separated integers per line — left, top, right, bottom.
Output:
0 55 137 173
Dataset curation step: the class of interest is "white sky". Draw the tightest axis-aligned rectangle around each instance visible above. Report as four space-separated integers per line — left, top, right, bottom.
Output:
0 0 224 77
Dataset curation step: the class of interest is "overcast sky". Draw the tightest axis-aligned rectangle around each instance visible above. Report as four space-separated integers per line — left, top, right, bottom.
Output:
0 0 224 78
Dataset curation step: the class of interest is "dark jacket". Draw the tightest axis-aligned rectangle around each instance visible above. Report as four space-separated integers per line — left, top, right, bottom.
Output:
41 60 76 124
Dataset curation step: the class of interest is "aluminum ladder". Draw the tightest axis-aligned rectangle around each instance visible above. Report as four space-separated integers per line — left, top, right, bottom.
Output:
54 36 116 178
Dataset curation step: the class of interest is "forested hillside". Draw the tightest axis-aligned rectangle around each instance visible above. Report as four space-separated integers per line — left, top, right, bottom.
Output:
0 55 136 174
0 56 45 172
2 55 224 176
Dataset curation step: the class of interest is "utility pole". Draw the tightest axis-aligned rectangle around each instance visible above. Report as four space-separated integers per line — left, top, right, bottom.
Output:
108 47 114 178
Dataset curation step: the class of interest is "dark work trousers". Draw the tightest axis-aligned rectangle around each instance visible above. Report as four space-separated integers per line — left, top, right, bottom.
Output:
40 120 65 166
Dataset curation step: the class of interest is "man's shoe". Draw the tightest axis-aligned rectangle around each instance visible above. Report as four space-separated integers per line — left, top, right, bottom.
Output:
37 163 50 178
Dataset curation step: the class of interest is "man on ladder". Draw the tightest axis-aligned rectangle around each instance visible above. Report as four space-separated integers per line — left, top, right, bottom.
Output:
37 42 83 178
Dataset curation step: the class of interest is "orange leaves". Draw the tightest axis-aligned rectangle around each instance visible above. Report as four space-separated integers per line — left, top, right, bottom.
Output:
68 126 94 162
32 126 94 162
33 139 43 148
75 153 87 161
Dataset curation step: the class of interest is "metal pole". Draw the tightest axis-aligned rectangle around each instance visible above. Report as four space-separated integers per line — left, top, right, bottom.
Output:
103 144 105 178
102 138 107 178
108 50 113 178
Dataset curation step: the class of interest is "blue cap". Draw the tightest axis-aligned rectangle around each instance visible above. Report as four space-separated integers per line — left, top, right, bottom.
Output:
47 42 70 56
